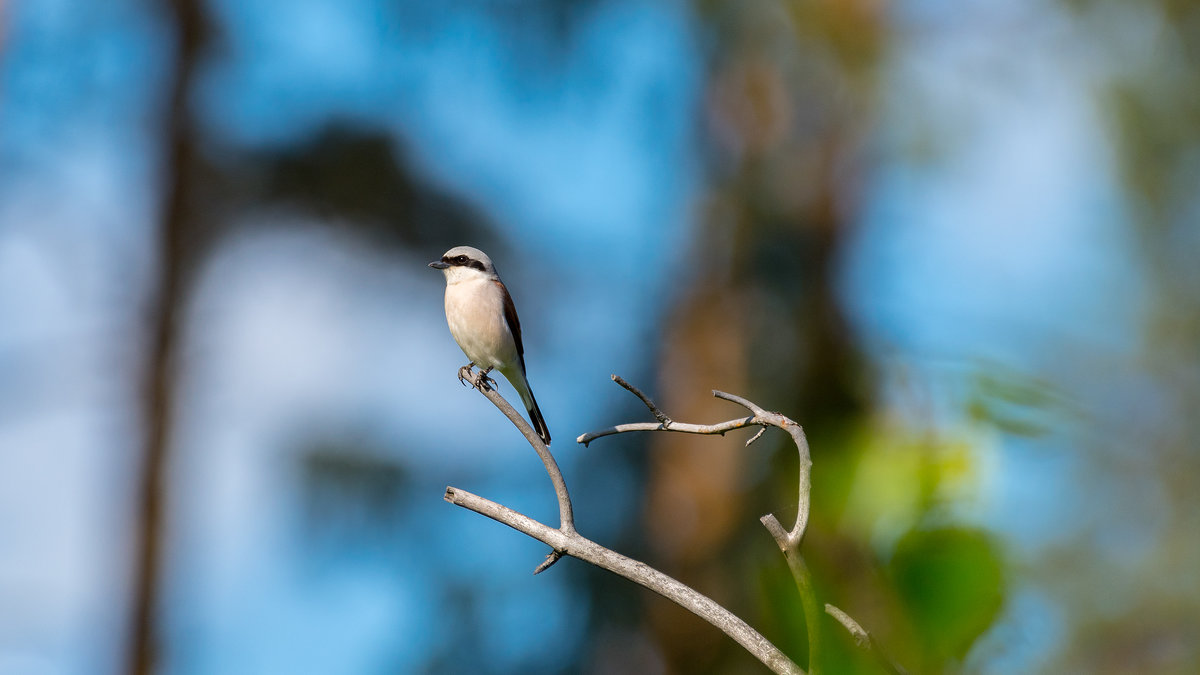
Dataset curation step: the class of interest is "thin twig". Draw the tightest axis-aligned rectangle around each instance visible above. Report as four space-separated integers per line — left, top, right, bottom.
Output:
462 367 575 535
824 605 870 647
713 389 769 415
746 426 767 447
577 417 756 446
580 380 812 546
612 374 673 425
825 605 909 675
533 551 563 575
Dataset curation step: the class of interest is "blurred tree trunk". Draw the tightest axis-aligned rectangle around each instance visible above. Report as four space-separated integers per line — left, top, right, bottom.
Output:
128 0 206 672
638 2 884 672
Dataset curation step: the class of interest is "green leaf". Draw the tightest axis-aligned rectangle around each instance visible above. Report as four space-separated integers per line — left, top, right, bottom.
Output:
890 527 1005 664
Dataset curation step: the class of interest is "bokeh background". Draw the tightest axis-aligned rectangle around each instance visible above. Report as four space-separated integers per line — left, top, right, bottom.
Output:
2 0 1198 673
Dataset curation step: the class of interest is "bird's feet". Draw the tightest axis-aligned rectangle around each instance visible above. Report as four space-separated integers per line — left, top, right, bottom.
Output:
458 364 498 391
478 367 498 390
457 363 475 387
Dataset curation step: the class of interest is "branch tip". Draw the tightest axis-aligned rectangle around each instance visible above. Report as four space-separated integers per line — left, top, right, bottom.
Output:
760 514 791 551
746 426 767 447
824 604 869 646
825 603 908 674
533 551 564 575
613 374 673 425
713 389 768 415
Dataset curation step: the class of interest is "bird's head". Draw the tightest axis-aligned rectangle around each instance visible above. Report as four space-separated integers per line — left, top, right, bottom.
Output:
429 245 498 283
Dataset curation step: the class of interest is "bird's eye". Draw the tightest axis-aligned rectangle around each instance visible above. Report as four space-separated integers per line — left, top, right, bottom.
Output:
456 255 468 263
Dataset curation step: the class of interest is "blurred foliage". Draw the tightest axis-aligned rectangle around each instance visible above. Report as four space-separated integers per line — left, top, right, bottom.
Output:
836 425 983 544
891 528 1004 668
1073 0 1200 230
1052 1 1200 671
251 126 496 251
966 368 1074 439
191 123 498 259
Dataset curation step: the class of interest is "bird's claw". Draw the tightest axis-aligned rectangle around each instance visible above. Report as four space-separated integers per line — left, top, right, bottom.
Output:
458 364 497 391
479 367 498 390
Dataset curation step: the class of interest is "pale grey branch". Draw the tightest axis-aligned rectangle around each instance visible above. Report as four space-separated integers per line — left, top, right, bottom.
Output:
824 604 870 647
746 426 767 447
447 369 903 675
533 551 563 575
759 514 790 551
447 367 804 675
582 378 811 545
445 486 803 675
576 417 756 446
612 373 672 424
825 604 909 675
577 375 905 675
713 389 768 415
462 367 575 534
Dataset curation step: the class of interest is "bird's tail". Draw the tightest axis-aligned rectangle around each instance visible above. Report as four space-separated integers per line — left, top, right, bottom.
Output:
526 391 551 446
503 366 551 445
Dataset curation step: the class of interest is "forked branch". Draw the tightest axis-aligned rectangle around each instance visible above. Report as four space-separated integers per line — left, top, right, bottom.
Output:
577 375 905 675
445 368 802 675
459 368 575 536
578 376 813 549
443 370 903 675
579 375 823 669
444 485 801 675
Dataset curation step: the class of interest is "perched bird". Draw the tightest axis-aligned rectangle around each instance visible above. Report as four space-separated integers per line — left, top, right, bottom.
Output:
429 246 551 445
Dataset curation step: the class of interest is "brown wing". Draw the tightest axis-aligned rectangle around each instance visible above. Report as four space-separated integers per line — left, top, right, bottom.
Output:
493 279 526 370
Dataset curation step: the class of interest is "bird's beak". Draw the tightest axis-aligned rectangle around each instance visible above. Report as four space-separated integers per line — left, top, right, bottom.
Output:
428 261 449 269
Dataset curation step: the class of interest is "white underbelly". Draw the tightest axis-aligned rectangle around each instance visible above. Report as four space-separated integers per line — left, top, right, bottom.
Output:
444 280 517 369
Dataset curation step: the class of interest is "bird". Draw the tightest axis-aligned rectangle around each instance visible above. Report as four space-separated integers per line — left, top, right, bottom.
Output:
429 245 551 445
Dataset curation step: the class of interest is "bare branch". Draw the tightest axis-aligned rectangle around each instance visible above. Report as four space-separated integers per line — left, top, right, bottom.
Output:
746 426 767 447
824 604 870 647
445 487 804 675
612 374 673 425
462 367 575 535
576 416 755 446
825 605 910 675
760 514 790 551
713 389 769 415
533 551 563 575
576 376 906 675
445 368 805 674
582 377 812 546
445 371 905 675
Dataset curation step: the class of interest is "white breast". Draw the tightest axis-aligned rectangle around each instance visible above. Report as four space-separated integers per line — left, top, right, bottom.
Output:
443 277 518 369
